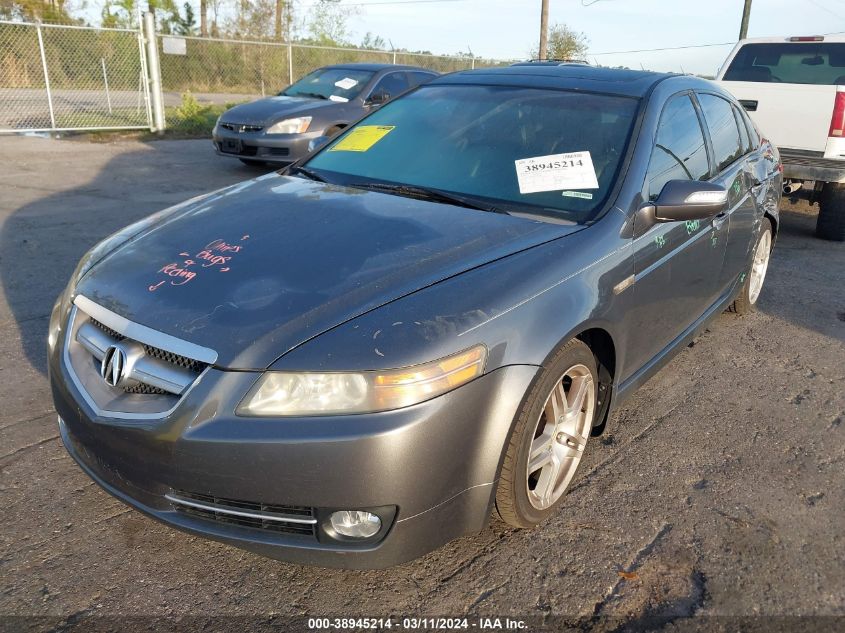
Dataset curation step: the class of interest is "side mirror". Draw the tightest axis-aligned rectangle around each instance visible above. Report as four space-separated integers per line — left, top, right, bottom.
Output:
651 180 728 222
366 91 389 106
307 136 330 153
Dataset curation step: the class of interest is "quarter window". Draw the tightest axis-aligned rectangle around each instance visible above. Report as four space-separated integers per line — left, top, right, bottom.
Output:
645 94 710 200
698 93 743 173
733 105 753 154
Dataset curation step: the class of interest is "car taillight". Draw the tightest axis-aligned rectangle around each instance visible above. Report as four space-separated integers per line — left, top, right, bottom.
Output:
829 91 845 137
789 36 824 42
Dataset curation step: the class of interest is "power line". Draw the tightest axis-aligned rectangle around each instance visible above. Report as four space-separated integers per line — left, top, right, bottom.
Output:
591 41 735 56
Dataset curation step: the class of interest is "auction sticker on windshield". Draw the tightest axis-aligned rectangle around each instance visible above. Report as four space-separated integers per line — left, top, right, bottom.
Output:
334 77 359 90
515 151 599 194
330 125 395 152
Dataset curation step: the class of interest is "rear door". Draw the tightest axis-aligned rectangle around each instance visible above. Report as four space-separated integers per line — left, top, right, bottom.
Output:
695 92 760 291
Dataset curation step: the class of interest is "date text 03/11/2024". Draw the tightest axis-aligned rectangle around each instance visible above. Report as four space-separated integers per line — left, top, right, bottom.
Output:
306 617 529 630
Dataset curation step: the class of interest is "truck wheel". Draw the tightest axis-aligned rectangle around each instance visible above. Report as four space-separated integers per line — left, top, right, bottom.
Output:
817 183 845 241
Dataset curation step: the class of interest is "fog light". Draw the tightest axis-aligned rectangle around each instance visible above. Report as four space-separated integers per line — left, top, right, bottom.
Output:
329 510 381 539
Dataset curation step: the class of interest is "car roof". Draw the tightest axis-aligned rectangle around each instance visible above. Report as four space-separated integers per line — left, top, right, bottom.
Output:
432 65 675 98
323 62 438 73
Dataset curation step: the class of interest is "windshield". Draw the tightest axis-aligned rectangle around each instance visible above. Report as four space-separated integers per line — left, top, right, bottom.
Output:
281 68 375 102
723 42 845 85
304 84 639 223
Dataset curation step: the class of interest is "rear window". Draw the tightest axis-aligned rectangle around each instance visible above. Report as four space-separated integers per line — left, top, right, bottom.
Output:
723 42 845 85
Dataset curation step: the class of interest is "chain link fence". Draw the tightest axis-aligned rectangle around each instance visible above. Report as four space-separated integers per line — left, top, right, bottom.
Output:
0 20 150 132
1 18 512 134
156 34 509 100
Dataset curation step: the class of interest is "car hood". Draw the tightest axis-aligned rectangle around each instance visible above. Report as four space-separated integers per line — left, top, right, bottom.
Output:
76 174 580 369
220 96 341 126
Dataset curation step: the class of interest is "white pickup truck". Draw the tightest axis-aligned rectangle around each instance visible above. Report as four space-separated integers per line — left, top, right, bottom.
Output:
716 35 845 241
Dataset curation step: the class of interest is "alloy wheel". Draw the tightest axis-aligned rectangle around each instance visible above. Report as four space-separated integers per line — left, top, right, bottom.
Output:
748 228 772 304
525 364 595 510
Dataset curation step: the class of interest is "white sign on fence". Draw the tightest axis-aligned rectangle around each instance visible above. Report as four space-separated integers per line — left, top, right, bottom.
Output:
162 36 187 55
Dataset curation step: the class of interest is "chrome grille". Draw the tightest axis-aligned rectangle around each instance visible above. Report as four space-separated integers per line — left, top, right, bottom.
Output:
64 295 218 419
142 344 205 373
220 122 263 133
167 491 317 537
91 318 124 341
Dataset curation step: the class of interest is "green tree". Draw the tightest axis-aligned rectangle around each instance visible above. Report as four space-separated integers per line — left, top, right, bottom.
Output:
531 23 588 61
173 1 195 34
306 0 358 46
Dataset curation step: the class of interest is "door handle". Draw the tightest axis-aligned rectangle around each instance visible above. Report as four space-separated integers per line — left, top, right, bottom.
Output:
712 212 729 229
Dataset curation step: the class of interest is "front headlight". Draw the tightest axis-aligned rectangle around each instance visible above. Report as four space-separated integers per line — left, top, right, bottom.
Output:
266 116 312 135
237 345 487 417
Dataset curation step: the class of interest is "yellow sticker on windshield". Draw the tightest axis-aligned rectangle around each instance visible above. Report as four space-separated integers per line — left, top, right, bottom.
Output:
329 125 395 152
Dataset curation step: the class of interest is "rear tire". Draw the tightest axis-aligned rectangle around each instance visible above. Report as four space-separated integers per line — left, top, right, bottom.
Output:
495 339 597 528
728 217 773 315
817 182 845 241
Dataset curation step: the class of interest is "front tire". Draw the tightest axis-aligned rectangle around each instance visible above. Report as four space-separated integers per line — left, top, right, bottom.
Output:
817 182 845 241
495 339 597 528
728 217 773 315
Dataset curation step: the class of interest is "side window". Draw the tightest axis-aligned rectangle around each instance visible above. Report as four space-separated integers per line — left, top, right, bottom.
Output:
733 105 752 154
407 71 437 87
645 94 710 200
740 107 760 147
369 72 411 101
698 93 743 172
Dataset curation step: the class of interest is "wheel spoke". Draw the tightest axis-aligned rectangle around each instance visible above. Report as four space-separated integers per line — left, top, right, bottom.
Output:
565 375 592 417
528 430 554 474
545 382 565 423
533 452 561 506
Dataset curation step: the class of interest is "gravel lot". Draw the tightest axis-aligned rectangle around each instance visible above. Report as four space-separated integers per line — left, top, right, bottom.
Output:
0 135 843 632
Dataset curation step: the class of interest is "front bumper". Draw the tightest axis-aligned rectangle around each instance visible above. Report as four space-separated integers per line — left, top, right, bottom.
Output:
49 343 537 568
212 126 321 164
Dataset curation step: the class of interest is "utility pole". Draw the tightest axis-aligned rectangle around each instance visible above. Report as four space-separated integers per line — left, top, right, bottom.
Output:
739 0 752 40
539 0 549 60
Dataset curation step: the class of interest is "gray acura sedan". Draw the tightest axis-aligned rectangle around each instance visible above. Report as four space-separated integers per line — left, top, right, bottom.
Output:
49 65 781 568
212 63 438 166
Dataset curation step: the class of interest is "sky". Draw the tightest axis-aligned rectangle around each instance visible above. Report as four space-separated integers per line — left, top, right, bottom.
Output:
309 0 845 75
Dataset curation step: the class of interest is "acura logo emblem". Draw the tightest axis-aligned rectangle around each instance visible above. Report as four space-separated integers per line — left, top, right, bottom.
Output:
100 345 127 387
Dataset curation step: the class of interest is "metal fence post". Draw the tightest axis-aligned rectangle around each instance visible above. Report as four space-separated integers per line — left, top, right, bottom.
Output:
35 22 56 130
143 12 165 133
101 58 113 114
288 42 294 85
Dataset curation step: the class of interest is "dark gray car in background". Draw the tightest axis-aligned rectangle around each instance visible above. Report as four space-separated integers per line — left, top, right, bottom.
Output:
50 66 782 568
212 63 438 166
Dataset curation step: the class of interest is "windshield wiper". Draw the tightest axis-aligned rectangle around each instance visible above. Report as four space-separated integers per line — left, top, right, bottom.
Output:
288 165 327 182
294 91 328 100
350 182 508 214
